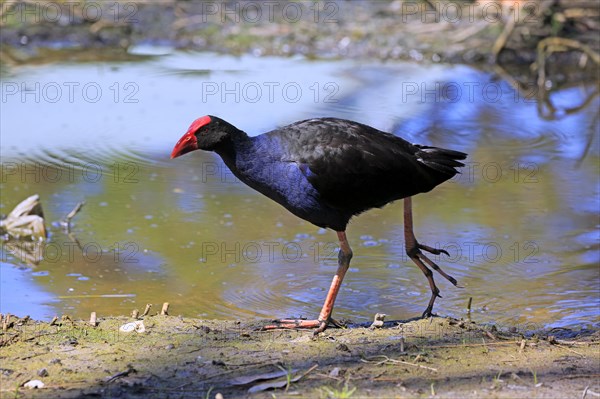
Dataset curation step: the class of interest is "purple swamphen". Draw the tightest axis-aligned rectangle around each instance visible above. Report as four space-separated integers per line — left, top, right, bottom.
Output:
172 115 467 333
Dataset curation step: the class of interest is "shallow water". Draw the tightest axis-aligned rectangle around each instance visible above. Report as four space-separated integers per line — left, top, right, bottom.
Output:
1 50 598 329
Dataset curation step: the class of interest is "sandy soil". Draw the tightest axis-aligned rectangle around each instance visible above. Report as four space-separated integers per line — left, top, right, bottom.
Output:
1 314 598 398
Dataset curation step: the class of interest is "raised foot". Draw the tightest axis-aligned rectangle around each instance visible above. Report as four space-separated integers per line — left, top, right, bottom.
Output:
261 317 344 334
406 239 461 317
409 241 460 287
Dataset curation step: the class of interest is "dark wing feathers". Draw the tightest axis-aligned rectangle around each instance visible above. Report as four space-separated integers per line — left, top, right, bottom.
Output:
415 145 467 175
269 118 466 212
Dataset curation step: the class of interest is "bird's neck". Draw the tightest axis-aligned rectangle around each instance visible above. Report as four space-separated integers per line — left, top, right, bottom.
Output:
215 132 283 190
213 129 254 169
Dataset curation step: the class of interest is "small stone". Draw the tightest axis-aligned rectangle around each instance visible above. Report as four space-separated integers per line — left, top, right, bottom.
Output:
62 338 78 346
37 368 49 377
336 343 350 352
119 320 145 333
200 326 211 334
370 313 387 329
1 369 14 376
24 380 45 389
49 358 62 365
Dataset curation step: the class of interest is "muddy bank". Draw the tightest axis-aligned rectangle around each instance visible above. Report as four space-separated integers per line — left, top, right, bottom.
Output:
1 0 599 67
1 313 598 398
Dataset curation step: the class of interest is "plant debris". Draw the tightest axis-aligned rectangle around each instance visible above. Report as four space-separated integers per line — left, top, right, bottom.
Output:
0 315 597 398
0 194 46 240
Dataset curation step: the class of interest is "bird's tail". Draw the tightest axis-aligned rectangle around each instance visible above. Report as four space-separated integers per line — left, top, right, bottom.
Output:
415 145 467 176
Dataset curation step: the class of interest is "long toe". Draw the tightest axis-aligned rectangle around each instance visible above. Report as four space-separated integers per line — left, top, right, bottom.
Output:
416 251 459 287
327 317 346 328
418 243 449 256
261 319 323 330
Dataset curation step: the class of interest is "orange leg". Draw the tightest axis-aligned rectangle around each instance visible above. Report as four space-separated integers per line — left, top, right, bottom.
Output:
263 231 353 333
404 197 459 317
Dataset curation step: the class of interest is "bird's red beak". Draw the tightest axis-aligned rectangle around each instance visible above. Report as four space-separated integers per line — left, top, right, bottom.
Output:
171 116 212 159
171 131 198 159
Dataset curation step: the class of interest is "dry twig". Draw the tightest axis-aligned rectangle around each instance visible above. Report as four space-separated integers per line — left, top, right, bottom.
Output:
361 355 438 372
61 201 85 233
492 7 517 62
105 366 136 383
143 304 152 316
536 37 600 89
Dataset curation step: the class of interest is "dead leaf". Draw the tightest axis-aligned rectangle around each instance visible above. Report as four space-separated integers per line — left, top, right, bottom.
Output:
231 369 297 385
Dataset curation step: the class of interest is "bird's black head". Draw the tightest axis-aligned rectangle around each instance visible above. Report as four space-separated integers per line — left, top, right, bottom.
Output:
171 115 238 158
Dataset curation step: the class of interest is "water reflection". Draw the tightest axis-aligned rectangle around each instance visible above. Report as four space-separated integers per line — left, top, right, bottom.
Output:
3 238 44 266
1 52 598 329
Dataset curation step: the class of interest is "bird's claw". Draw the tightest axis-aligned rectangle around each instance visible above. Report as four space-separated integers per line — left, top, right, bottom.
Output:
421 308 439 318
406 236 459 318
326 317 345 329
313 317 346 334
418 243 449 257
411 243 459 287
